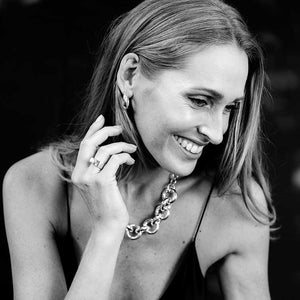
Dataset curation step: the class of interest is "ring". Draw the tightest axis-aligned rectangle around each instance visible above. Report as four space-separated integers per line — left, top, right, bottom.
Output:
89 157 102 171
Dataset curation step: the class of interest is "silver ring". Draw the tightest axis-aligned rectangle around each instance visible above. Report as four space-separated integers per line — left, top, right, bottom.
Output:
89 157 102 171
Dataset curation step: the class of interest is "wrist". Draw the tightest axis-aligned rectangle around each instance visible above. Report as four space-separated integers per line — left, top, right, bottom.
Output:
91 219 127 240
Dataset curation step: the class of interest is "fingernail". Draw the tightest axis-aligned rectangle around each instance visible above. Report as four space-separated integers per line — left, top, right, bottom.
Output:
95 115 103 122
131 144 137 149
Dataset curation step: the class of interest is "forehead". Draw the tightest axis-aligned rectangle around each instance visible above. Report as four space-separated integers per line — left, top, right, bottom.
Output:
157 44 249 100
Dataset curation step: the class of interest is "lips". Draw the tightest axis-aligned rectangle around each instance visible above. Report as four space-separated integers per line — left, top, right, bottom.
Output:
174 135 204 154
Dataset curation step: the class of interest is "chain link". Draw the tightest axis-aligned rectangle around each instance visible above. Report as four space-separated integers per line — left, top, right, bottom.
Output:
126 173 178 240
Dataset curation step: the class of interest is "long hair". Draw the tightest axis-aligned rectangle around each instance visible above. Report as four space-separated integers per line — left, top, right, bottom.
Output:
48 0 276 225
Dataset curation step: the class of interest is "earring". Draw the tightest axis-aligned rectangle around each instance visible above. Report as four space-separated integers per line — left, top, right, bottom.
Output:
122 94 130 109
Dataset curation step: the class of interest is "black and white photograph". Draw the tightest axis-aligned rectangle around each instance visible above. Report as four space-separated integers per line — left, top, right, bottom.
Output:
0 0 299 299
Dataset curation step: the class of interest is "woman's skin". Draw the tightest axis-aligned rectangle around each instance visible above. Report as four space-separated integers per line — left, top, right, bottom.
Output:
3 43 270 299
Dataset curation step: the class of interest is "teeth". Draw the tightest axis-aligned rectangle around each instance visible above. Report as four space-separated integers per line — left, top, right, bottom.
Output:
174 135 203 154
191 145 199 153
186 143 193 151
181 140 188 148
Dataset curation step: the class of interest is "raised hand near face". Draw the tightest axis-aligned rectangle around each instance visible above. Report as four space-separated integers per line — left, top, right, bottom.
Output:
71 115 137 229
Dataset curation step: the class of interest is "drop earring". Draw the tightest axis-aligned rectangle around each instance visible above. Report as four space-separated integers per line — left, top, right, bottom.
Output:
122 94 130 109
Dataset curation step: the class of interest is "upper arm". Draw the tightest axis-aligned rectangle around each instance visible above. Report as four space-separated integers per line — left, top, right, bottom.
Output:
3 152 68 300
218 181 271 300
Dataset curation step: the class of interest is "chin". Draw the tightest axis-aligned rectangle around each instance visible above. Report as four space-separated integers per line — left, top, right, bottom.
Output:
171 164 197 177
159 135 205 177
160 157 199 177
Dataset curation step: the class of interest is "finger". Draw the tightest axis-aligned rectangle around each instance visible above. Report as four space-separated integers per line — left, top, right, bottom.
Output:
100 153 135 176
78 125 123 165
87 125 123 148
94 142 137 170
85 115 105 139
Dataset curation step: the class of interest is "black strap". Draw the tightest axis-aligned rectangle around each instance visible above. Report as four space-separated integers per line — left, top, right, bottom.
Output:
192 178 215 241
59 153 71 235
65 180 71 236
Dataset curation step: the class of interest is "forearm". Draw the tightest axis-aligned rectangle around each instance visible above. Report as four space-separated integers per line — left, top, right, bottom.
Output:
65 222 126 300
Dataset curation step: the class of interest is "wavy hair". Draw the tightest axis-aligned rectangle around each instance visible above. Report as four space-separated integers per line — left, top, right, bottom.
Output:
47 0 276 225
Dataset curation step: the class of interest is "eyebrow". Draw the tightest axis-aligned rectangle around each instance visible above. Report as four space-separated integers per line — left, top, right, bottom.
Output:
190 87 245 102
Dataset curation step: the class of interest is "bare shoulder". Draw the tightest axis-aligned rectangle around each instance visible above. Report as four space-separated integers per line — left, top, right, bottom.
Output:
215 181 271 299
3 148 68 234
195 176 270 270
3 149 70 298
195 178 271 298
4 148 60 186
216 178 270 251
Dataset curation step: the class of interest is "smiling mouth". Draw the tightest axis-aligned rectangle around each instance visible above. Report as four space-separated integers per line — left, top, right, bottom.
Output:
174 135 204 154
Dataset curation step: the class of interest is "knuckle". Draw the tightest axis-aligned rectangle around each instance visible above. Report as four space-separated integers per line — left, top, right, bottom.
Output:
123 153 131 160
100 127 109 136
120 142 130 148
110 154 119 163
96 130 108 142
97 146 107 157
111 154 125 164
116 153 129 164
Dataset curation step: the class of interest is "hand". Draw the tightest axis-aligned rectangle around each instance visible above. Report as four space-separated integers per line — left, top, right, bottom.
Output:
71 115 137 229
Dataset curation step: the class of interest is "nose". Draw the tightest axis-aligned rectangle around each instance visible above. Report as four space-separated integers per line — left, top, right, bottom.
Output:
197 113 225 145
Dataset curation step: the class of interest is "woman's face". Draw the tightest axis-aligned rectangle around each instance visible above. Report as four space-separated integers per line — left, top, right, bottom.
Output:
132 44 248 176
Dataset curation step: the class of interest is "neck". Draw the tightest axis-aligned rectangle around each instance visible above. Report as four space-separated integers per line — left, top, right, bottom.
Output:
119 167 173 205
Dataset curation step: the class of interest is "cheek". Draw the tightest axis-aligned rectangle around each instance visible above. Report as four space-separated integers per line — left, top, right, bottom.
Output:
136 100 193 134
134 110 169 150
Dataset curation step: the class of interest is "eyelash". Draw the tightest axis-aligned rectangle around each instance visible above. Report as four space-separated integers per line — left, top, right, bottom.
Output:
224 102 241 113
188 97 241 113
188 97 209 108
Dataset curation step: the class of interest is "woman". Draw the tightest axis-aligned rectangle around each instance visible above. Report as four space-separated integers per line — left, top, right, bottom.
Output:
3 0 276 299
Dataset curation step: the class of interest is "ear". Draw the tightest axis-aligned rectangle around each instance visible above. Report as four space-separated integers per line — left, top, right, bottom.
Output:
117 53 139 98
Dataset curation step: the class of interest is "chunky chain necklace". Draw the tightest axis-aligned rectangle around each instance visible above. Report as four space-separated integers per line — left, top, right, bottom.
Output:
126 173 179 240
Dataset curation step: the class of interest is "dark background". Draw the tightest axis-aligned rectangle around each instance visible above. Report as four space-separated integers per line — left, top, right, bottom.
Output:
0 0 299 299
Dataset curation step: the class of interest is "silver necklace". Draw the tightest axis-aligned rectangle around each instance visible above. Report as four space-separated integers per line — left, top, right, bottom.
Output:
126 173 179 240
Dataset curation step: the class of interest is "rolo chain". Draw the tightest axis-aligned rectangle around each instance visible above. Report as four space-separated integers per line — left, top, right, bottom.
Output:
126 174 179 240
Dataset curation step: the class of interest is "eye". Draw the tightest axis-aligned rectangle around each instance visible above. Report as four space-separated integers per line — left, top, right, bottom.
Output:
224 101 241 114
188 96 210 108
